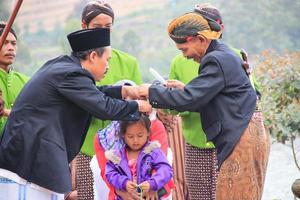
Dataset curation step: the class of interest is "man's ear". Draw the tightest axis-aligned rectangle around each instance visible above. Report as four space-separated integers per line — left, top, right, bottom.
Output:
196 35 207 42
88 51 98 63
81 21 88 29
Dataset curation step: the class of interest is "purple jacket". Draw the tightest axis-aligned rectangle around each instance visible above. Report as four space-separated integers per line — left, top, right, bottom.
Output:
105 141 172 197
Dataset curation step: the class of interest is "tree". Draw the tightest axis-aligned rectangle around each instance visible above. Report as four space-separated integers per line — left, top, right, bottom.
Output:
255 50 300 142
255 51 300 195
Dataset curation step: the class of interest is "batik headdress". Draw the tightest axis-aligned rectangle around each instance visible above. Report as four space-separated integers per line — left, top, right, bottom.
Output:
167 12 222 43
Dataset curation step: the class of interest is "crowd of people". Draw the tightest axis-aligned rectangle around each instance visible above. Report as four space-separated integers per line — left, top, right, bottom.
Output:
0 1 270 200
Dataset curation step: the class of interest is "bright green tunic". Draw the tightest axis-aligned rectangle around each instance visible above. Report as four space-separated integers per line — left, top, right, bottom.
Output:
0 68 29 134
169 47 259 148
80 48 142 156
169 55 215 148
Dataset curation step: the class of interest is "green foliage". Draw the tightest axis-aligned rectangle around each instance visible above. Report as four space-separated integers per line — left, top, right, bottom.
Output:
255 51 300 142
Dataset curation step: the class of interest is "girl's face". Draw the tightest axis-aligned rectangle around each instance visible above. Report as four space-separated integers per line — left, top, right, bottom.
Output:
124 122 149 152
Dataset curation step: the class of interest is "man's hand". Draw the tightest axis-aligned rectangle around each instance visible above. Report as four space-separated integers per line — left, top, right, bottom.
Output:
135 100 152 114
137 84 151 99
156 109 174 125
64 190 78 200
165 79 185 90
122 85 140 100
3 108 10 117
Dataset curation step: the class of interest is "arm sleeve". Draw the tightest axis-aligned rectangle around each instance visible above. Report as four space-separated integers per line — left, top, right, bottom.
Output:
147 150 173 191
149 59 225 112
105 161 130 190
96 85 122 99
58 71 140 121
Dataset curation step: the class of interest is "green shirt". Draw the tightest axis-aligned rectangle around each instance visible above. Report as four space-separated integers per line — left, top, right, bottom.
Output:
169 55 215 148
0 68 29 134
169 47 259 148
80 48 142 156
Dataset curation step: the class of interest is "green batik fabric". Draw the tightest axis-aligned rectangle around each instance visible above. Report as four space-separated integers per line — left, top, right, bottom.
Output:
80 48 142 156
0 68 29 134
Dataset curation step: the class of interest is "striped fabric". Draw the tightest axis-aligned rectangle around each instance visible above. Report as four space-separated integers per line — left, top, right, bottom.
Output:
0 177 63 200
162 116 189 200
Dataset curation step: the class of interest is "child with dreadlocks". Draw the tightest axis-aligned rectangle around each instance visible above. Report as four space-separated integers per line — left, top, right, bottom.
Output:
105 115 173 200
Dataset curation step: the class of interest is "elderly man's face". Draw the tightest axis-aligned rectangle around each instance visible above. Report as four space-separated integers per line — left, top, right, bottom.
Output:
176 36 209 63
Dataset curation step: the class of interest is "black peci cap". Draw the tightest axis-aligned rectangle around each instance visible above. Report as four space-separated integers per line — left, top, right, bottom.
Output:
67 28 110 52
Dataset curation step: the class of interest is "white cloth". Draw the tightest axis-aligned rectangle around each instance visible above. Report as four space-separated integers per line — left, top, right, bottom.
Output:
90 156 110 200
0 168 64 200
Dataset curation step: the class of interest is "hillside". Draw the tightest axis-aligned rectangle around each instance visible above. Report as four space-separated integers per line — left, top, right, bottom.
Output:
2 0 299 79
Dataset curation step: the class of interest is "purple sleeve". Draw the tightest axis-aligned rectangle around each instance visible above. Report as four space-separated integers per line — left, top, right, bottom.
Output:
105 161 129 190
148 149 173 191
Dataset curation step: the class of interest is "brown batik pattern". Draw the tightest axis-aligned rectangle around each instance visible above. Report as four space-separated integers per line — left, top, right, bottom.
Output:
216 111 270 200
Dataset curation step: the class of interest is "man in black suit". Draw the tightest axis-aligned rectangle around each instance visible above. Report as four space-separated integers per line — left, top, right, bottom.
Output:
138 11 260 200
0 28 151 199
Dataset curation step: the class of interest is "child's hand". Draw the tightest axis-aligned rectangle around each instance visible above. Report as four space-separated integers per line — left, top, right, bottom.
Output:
144 191 158 200
126 181 137 192
138 181 150 193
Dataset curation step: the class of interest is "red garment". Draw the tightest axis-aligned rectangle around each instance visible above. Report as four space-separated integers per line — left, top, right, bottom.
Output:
94 119 173 199
149 119 169 155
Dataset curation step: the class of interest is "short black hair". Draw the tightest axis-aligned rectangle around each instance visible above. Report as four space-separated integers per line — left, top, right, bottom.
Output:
0 22 17 40
119 114 151 137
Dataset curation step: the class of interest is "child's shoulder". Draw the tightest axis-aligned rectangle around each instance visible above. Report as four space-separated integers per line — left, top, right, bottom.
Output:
105 148 123 164
143 141 162 155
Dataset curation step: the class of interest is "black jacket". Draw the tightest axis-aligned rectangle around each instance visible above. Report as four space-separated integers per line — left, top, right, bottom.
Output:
149 41 256 167
0 55 140 193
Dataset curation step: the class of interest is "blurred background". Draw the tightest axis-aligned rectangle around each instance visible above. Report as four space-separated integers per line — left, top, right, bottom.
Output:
1 0 300 199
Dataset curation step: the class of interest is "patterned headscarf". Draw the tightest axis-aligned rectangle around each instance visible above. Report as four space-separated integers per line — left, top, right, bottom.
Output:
167 12 222 44
82 0 114 24
194 3 223 24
